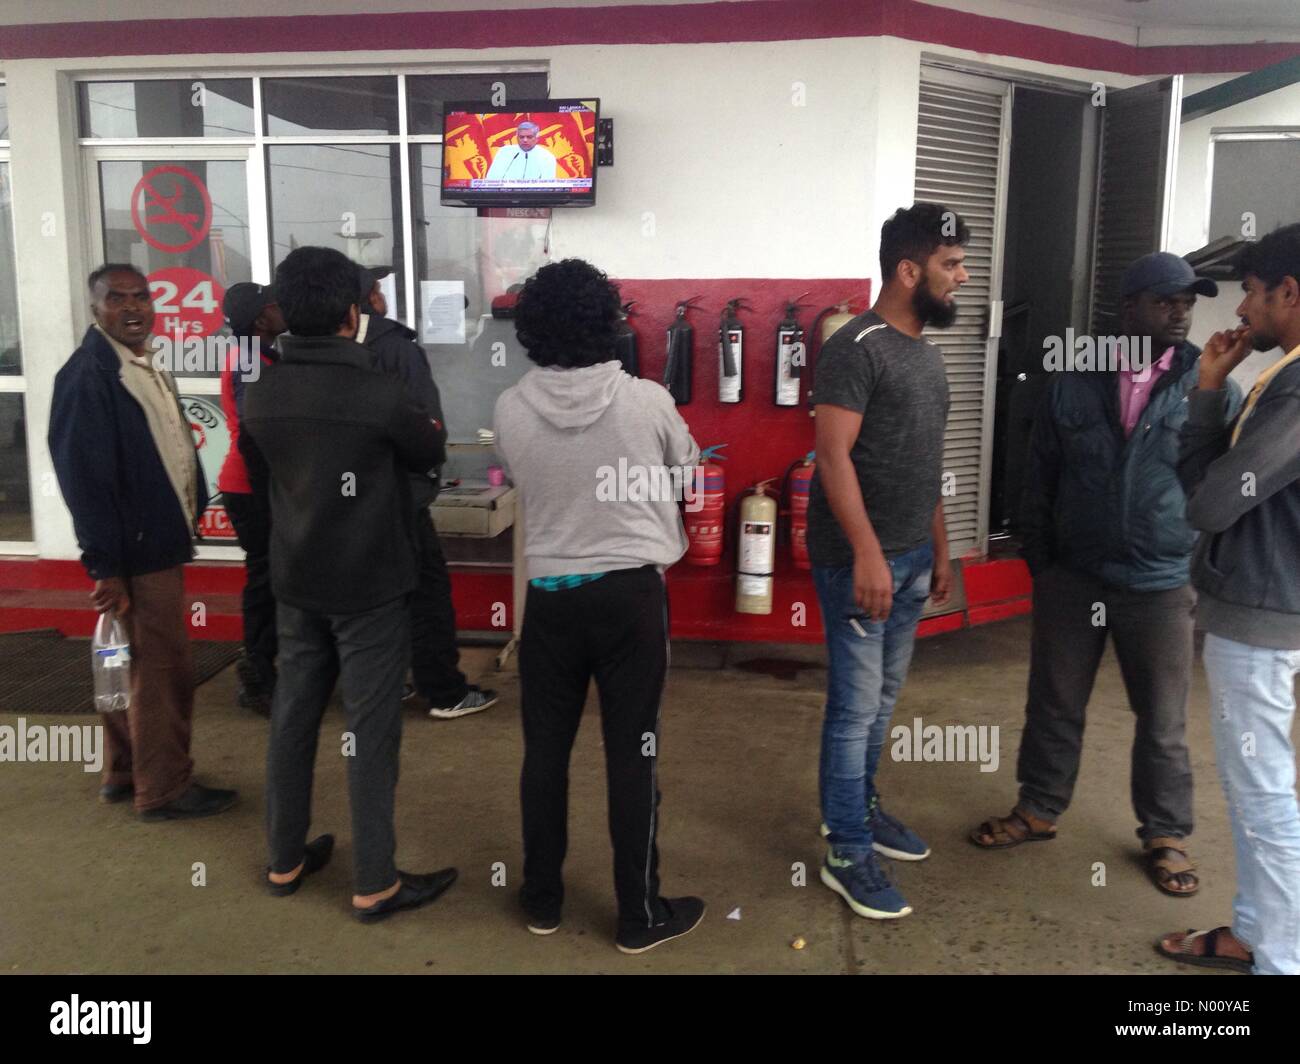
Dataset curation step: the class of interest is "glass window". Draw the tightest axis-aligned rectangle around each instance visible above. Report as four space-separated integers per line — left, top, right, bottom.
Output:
267 144 406 318
406 73 549 135
1209 137 1300 243
0 394 32 541
263 77 399 136
98 158 253 377
0 162 19 375
411 145 547 443
78 79 254 139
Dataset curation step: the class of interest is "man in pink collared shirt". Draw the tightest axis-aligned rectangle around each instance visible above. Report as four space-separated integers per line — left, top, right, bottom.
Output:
972 252 1242 902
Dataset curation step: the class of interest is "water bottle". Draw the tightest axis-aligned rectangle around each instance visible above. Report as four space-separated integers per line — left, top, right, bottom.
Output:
92 612 131 712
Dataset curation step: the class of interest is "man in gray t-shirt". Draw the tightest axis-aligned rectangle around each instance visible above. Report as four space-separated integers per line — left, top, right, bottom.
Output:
811 203 963 923
808 313 950 566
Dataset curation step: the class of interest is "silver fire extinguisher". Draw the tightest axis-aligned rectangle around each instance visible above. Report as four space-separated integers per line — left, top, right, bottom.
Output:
774 294 810 407
718 298 751 405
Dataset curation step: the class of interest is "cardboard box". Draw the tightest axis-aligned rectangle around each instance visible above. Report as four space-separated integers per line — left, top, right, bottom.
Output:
431 481 516 538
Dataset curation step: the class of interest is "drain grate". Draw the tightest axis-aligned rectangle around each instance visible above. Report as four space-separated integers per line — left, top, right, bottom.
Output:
0 629 240 716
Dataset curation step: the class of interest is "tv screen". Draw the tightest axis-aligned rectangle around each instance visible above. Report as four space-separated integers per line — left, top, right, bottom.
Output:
440 99 599 207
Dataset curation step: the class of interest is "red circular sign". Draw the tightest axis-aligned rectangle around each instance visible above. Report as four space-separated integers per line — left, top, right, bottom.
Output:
148 267 226 341
131 165 213 254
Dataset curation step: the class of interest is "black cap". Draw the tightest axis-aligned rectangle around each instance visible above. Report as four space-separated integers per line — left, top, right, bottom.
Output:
356 264 392 302
1121 252 1218 299
222 282 277 336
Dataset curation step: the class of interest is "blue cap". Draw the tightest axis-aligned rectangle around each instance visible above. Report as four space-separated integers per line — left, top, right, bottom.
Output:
1121 252 1218 299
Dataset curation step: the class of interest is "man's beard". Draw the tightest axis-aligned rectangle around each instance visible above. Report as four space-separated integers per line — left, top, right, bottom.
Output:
914 278 958 329
1247 322 1280 351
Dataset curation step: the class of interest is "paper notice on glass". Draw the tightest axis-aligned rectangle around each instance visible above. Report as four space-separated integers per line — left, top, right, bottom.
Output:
421 280 466 344
378 272 398 315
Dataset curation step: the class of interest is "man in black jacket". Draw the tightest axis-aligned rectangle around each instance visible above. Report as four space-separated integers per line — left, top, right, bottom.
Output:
242 246 456 921
355 267 496 719
971 253 1240 898
49 264 236 821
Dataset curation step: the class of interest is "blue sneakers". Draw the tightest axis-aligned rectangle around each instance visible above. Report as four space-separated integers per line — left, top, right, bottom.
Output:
820 849 912 919
819 796 931 861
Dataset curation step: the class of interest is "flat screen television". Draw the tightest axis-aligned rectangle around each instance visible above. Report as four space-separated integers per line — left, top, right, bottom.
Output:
440 99 599 208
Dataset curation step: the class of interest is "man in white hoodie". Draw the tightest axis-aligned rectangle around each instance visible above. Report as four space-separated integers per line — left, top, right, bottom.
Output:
494 258 705 954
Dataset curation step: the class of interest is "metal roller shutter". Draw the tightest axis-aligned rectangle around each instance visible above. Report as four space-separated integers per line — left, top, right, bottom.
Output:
914 71 1011 558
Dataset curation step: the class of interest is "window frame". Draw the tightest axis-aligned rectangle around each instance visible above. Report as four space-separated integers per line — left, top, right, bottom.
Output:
1205 127 1300 247
0 79 36 552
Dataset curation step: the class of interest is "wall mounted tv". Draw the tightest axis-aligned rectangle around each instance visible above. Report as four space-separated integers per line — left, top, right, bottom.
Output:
440 99 599 208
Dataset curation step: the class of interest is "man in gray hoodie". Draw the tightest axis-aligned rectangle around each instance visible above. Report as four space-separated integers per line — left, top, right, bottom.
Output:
494 258 705 954
1158 223 1300 976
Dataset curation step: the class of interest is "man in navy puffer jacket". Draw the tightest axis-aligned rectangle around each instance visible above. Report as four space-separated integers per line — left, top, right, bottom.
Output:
970 253 1241 898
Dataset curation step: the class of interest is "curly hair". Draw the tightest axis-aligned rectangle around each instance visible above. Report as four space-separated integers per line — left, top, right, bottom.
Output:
513 258 622 368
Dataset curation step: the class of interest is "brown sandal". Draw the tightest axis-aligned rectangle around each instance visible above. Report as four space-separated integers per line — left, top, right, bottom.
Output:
969 807 1057 849
1144 837 1199 897
1156 927 1252 973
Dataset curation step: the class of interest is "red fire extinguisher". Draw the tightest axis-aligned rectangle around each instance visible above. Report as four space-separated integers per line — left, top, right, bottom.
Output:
684 443 727 566
783 451 816 570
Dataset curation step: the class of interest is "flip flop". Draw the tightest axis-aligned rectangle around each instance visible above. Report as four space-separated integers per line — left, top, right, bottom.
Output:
1155 927 1252 974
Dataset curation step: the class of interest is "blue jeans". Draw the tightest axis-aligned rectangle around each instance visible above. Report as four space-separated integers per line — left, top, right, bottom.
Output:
814 541 934 852
1203 633 1300 975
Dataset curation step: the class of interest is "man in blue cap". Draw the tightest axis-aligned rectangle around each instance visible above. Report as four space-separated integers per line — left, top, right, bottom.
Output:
971 252 1241 897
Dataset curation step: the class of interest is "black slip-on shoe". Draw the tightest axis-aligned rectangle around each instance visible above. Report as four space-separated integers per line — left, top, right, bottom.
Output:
353 868 458 924
139 783 238 822
266 834 336 897
615 896 706 955
98 783 134 805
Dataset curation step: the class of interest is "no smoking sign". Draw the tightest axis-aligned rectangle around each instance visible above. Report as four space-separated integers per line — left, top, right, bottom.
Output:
131 165 213 254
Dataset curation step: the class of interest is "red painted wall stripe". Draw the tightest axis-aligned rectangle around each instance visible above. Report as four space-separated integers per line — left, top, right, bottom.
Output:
1 0 1297 75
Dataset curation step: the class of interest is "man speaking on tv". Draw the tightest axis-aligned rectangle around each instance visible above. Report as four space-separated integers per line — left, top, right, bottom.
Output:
485 121 558 181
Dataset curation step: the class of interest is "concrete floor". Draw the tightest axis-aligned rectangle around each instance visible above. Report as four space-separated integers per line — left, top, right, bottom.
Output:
0 617 1277 975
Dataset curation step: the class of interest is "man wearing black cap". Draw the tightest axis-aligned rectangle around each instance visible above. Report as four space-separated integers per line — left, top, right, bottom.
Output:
971 252 1241 897
356 265 497 720
219 282 285 715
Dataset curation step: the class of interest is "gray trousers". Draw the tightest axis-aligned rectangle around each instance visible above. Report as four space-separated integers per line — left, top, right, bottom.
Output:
1016 565 1196 841
266 596 409 894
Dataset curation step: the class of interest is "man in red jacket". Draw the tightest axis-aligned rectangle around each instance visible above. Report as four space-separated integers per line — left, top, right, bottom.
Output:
217 282 285 716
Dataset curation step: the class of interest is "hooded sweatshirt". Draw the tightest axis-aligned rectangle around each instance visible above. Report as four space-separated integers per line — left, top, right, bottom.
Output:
494 360 701 579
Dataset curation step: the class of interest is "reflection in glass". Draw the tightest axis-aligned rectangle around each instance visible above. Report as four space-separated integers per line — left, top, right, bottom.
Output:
78 80 254 139
263 77 399 137
98 159 253 377
411 146 548 443
0 394 32 541
268 144 405 318
0 163 20 374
